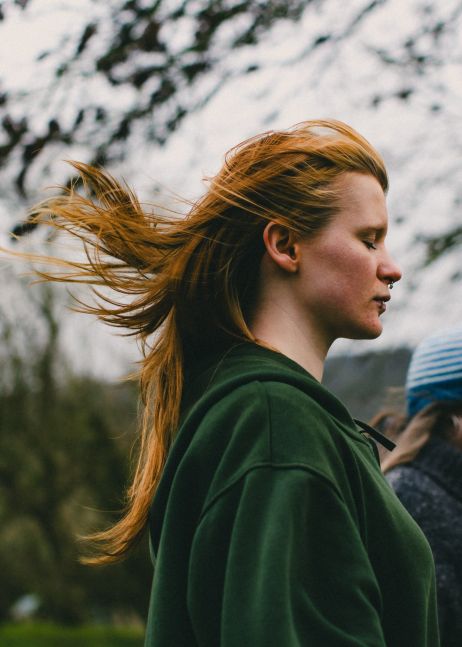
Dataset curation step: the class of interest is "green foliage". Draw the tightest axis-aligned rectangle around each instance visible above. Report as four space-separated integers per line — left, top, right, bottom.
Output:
0 623 143 647
0 287 151 624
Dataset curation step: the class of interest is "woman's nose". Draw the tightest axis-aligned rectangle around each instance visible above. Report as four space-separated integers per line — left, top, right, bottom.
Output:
379 251 402 285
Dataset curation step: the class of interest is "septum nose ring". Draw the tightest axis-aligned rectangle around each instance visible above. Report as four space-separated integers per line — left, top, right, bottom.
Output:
388 281 394 289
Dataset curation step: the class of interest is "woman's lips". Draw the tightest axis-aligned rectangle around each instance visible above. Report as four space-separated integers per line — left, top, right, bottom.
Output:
374 297 388 314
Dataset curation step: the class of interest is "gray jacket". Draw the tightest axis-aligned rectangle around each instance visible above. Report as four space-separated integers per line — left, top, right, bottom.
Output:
387 436 462 647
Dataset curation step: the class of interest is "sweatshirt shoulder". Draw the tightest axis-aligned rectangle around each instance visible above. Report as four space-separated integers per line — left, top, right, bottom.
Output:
194 378 348 474
204 377 336 424
259 380 354 473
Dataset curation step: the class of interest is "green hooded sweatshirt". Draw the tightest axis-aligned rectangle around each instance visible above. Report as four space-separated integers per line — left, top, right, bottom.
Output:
145 343 439 646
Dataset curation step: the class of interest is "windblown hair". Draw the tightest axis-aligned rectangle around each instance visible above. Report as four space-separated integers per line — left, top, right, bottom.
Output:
28 119 388 563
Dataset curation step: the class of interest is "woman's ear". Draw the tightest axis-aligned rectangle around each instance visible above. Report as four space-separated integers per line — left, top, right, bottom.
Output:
262 222 299 273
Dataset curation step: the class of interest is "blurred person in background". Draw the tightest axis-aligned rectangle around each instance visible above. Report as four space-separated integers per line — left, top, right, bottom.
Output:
22 119 442 646
374 325 462 647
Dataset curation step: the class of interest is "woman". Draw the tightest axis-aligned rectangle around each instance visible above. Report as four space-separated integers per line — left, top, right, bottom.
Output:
379 325 462 647
29 120 438 645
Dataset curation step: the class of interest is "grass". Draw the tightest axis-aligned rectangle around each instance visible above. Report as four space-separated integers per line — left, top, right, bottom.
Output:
0 623 144 647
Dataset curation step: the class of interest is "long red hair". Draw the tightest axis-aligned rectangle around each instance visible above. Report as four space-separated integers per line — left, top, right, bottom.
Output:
24 120 388 562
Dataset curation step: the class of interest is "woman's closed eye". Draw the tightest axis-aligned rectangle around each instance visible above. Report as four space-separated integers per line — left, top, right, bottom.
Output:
364 240 377 250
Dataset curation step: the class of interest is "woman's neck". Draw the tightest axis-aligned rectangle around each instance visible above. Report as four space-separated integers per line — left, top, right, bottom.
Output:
250 304 330 381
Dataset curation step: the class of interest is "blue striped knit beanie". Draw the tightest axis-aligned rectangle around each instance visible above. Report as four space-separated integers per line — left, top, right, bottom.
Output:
406 324 462 417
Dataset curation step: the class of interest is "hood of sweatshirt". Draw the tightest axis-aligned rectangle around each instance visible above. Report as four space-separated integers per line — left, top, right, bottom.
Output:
148 342 386 556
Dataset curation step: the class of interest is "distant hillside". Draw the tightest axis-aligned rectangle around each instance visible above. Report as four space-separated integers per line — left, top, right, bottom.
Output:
324 347 412 422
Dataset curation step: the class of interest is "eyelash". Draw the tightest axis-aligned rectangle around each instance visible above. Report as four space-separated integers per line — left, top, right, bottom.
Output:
364 241 377 250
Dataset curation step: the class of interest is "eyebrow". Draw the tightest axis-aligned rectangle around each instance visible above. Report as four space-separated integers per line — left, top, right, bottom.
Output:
358 225 387 237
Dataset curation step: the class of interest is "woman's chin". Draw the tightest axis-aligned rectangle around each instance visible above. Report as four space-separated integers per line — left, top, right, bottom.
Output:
344 320 383 341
